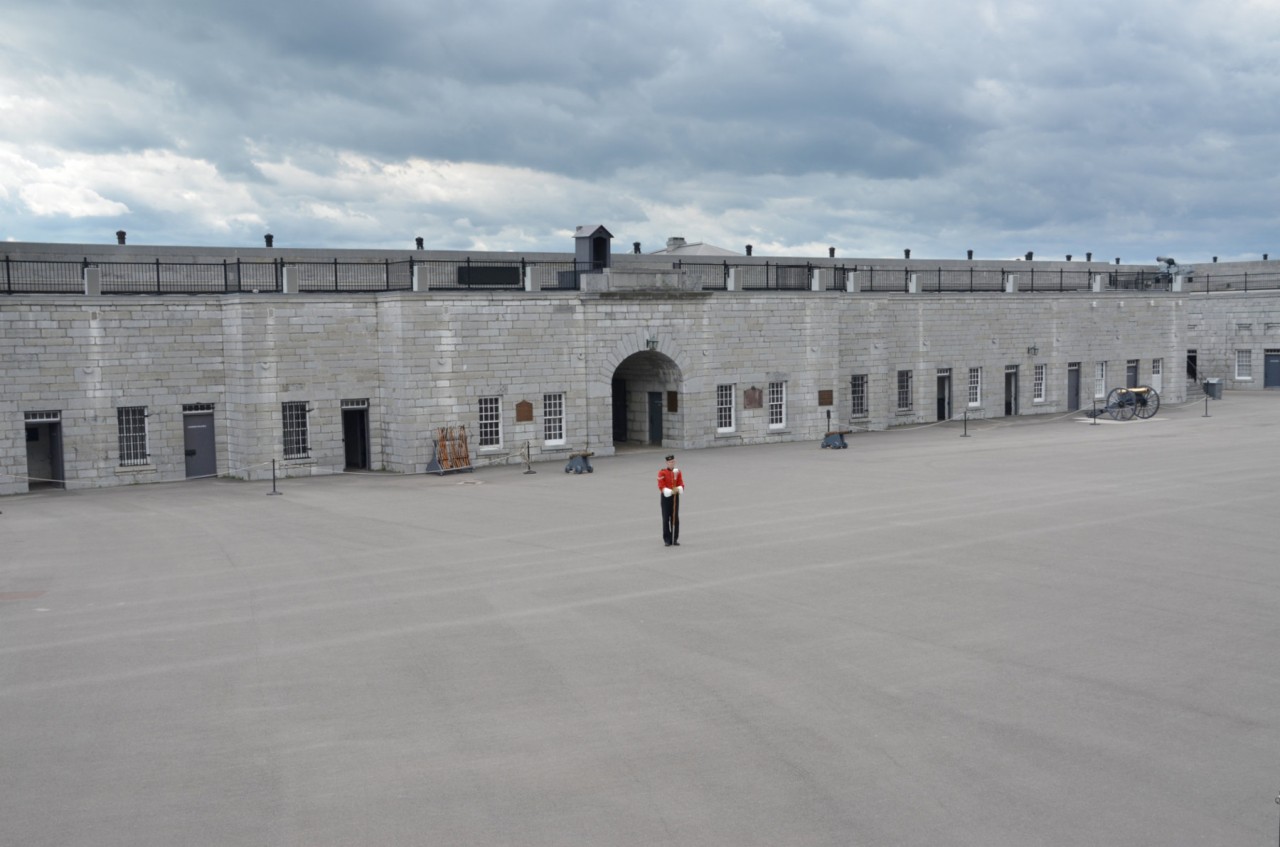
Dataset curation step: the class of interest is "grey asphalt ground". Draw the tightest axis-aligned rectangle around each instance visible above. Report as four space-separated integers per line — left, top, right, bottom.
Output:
3 393 1279 847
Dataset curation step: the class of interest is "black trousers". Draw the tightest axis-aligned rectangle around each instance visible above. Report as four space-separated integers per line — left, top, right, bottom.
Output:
661 493 679 544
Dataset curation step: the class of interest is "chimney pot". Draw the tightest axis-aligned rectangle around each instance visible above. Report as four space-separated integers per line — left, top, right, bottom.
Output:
265 234 274 248
415 236 424 250
903 248 911 259
967 249 973 260
745 244 753 256
1086 252 1092 262
116 230 126 245
633 242 641 254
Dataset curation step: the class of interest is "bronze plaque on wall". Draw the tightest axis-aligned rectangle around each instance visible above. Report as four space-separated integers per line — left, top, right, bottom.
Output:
744 387 763 409
515 400 533 422
667 391 678 413
818 389 833 407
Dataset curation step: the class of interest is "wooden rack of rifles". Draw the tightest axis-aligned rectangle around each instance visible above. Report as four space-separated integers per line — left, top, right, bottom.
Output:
427 425 472 475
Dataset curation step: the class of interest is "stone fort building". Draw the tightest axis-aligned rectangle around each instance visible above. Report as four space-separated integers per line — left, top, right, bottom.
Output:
3 228 1278 494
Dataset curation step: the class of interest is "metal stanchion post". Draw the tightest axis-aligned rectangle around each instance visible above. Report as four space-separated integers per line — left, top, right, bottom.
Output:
523 442 536 474
1203 393 1210 417
961 409 970 437
267 459 283 495
1091 399 1098 425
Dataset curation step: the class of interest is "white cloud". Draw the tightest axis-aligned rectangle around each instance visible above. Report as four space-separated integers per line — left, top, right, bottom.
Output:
18 183 128 218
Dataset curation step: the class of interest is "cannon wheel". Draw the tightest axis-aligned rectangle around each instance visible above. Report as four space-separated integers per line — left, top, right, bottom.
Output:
1134 386 1160 419
1107 387 1137 421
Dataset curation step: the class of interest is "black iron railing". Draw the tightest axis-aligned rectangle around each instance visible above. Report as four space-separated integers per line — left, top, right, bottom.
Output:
5 253 1280 295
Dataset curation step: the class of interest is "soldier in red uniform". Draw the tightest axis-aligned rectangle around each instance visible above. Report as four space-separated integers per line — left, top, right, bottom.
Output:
657 454 685 546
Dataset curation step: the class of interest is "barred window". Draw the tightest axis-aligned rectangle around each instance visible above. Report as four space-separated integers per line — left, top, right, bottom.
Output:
117 406 149 466
1094 362 1107 398
850 374 868 417
478 396 502 447
716 384 735 432
968 367 983 407
543 393 565 445
1033 364 1046 402
896 370 913 410
768 381 786 428
1236 350 1252 379
282 401 310 459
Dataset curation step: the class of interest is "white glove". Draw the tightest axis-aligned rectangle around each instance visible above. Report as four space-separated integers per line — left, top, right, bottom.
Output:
675 485 684 495
663 488 673 498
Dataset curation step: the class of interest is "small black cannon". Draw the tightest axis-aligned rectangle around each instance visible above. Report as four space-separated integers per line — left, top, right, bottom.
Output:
1086 385 1161 421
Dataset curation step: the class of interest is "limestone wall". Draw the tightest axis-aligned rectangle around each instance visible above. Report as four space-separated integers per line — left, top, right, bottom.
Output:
2 287 1198 494
1183 290 1280 388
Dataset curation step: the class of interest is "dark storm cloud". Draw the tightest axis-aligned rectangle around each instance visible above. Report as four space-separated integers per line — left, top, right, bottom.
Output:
3 0 1279 260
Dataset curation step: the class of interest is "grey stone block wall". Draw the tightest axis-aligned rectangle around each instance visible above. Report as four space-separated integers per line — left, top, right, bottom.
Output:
4 283 1275 496
1182 290 1280 390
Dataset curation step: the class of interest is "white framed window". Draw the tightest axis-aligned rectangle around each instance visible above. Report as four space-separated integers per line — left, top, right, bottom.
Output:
1235 350 1253 379
716 384 735 432
1151 358 1163 393
543 393 565 445
117 406 149 466
282 401 310 459
768 381 786 428
967 367 982 407
1033 364 1046 402
850 374 868 417
896 370 913 410
1094 362 1107 398
478 396 502 447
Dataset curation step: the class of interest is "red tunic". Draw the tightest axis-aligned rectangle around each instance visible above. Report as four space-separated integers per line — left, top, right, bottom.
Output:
657 468 684 492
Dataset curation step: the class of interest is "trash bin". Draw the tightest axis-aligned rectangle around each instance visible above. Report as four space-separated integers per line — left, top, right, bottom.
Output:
1202 378 1222 399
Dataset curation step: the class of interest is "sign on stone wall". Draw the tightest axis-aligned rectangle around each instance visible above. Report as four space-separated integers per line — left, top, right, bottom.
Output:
515 400 533 422
744 387 763 409
818 389 833 406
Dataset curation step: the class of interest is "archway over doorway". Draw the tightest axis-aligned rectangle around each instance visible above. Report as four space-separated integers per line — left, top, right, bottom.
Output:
611 351 682 446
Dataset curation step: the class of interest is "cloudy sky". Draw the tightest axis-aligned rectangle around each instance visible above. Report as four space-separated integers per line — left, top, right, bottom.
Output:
1 0 1277 263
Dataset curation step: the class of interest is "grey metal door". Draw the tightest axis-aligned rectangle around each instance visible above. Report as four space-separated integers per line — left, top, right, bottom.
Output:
1126 360 1139 388
1067 364 1080 411
936 374 951 421
1004 367 1019 416
1265 352 1280 388
647 392 663 445
183 414 217 478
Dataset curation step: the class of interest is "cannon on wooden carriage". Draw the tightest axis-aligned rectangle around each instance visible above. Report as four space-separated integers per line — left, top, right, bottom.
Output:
1086 385 1161 421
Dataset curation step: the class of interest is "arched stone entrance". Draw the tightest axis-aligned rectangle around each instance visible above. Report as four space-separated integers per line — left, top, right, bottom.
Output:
611 351 682 446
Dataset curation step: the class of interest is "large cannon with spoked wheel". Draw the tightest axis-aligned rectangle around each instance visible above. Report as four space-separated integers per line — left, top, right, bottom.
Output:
1086 385 1160 421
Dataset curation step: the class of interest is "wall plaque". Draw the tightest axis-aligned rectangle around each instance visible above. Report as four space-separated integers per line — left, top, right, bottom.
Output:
515 400 533 422
744 387 763 409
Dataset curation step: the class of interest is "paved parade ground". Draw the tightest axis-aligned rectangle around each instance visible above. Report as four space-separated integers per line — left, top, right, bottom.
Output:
3 393 1279 846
